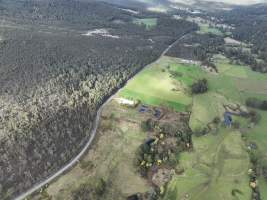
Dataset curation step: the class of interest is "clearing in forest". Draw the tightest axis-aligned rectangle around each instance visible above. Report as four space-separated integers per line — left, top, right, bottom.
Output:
34 100 151 200
197 23 224 36
119 57 194 111
133 18 158 30
29 55 267 200
164 130 251 200
175 54 267 199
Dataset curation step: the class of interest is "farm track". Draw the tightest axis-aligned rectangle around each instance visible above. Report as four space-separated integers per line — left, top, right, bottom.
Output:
14 32 190 200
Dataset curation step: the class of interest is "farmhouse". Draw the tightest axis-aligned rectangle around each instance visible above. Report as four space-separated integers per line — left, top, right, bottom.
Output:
115 97 139 107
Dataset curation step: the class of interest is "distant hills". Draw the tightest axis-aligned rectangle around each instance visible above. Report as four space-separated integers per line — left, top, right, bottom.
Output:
98 0 267 11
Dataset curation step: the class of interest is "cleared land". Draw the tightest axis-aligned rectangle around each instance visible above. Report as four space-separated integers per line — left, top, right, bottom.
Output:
185 17 224 36
181 54 267 199
197 23 224 36
119 57 194 111
30 100 151 200
29 55 267 200
119 55 267 198
190 54 267 124
189 92 229 131
133 18 157 30
164 130 251 200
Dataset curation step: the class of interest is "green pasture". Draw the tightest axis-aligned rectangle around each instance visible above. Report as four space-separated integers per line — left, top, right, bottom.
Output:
260 177 267 200
189 55 267 198
189 92 229 131
197 23 224 36
168 61 206 86
133 18 157 30
43 101 150 200
119 57 194 111
164 130 251 200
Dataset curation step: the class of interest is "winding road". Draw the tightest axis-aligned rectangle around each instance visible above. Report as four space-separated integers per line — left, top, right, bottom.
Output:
14 33 188 200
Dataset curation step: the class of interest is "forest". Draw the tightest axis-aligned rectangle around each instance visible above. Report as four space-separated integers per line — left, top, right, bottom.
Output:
166 32 224 67
217 4 267 72
0 0 197 199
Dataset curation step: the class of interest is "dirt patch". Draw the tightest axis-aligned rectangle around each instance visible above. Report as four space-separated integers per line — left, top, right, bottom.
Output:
152 168 175 187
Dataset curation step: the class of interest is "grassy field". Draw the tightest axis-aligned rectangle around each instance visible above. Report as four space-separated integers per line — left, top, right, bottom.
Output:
119 55 267 198
190 54 267 127
164 130 251 200
182 54 267 199
30 55 267 200
31 100 151 200
119 57 195 111
120 55 267 199
189 92 229 131
185 16 224 36
197 23 224 36
260 177 267 200
133 18 157 30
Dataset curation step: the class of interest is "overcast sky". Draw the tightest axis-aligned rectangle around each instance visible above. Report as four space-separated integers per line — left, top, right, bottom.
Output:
201 0 267 5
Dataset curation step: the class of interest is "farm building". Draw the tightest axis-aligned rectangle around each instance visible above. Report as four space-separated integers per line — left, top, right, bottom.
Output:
224 112 233 127
115 97 139 107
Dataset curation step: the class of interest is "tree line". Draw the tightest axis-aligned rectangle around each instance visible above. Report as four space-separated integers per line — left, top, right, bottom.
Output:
0 0 197 199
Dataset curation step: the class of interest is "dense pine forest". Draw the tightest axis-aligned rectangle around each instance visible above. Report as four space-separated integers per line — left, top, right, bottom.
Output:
0 0 197 199
217 4 267 72
1 0 267 199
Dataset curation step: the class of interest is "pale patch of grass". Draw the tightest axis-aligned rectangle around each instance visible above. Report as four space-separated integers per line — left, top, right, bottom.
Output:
164 130 251 200
197 23 224 36
45 102 150 200
133 18 157 30
119 57 193 111
189 92 229 131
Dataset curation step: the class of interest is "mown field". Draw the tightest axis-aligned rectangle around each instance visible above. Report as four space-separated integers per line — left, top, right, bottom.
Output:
119 57 194 111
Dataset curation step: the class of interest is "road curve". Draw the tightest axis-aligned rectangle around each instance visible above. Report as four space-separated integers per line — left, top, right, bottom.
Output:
14 33 187 200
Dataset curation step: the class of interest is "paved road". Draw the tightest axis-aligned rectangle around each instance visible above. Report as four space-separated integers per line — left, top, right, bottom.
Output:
14 33 187 200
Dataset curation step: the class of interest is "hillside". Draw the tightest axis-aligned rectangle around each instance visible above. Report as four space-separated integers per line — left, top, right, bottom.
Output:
24 1 267 200
1 0 267 200
0 0 198 199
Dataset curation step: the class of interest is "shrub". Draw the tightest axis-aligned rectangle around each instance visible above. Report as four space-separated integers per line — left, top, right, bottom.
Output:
194 127 208 137
71 178 106 200
141 121 151 132
249 111 261 124
246 97 267 111
95 178 106 195
231 189 243 196
232 121 240 129
213 116 221 124
191 79 208 94
80 160 94 170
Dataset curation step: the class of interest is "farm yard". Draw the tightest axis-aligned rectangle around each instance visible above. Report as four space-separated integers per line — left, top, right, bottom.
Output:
29 55 267 200
2 1 267 200
122 54 267 199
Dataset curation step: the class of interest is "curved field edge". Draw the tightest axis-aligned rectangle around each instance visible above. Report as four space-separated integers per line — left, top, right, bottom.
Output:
164 131 251 200
28 56 267 200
